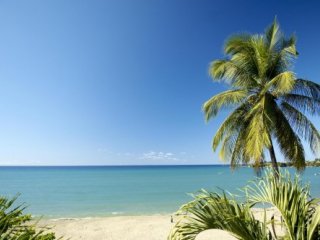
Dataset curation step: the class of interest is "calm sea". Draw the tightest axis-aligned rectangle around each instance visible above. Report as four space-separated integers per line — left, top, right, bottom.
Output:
0 165 319 218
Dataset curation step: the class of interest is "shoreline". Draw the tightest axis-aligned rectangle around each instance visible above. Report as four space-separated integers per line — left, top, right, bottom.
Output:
34 212 174 220
34 205 275 220
38 208 281 240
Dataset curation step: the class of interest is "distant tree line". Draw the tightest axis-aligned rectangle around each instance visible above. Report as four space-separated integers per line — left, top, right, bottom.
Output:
252 158 320 168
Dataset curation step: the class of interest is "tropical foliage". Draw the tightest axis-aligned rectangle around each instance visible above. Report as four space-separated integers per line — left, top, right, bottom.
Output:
0 196 57 240
168 170 320 240
203 19 320 174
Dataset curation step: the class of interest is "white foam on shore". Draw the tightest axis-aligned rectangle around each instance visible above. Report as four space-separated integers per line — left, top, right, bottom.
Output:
111 211 124 215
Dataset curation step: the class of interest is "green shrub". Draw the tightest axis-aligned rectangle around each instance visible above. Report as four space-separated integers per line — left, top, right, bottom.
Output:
0 196 57 240
168 170 320 240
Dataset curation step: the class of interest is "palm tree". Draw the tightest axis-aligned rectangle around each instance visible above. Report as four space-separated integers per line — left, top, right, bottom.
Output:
168 171 320 240
203 19 320 176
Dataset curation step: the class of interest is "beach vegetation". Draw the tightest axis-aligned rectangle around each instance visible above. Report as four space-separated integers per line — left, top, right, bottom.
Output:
0 195 57 240
203 18 320 176
168 170 320 240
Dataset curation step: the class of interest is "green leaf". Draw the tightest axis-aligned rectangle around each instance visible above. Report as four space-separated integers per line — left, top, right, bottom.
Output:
203 89 248 121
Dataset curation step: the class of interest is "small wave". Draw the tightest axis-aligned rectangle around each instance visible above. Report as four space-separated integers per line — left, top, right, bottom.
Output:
51 217 79 221
50 216 95 221
111 211 124 215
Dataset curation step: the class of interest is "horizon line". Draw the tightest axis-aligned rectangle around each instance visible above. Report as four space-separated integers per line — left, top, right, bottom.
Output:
0 164 232 167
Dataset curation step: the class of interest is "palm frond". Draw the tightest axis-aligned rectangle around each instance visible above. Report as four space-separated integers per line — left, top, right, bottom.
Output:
268 101 306 170
250 35 270 80
242 97 271 161
292 79 320 100
281 35 298 57
224 34 253 55
281 93 320 116
263 71 296 96
230 125 251 167
307 205 320 240
209 60 259 88
265 17 281 51
212 102 251 150
169 171 320 240
219 130 239 162
168 190 270 240
246 170 320 240
203 89 248 121
281 102 320 154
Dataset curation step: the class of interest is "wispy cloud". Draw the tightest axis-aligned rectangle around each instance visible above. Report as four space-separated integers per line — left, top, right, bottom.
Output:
140 151 180 162
97 146 188 164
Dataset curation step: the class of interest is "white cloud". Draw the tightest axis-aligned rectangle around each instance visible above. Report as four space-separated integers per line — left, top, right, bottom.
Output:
96 146 189 164
140 151 180 162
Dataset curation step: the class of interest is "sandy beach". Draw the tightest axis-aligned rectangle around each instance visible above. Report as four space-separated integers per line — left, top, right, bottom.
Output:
39 208 282 240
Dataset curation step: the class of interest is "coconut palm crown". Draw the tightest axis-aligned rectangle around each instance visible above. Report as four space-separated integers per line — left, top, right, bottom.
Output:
203 19 320 174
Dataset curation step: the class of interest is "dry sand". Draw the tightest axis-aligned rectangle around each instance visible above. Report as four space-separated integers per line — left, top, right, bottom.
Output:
39 208 283 240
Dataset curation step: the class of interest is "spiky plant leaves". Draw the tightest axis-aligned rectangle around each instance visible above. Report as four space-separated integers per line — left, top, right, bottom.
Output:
293 79 320 100
263 71 296 96
281 102 320 154
203 89 248 120
168 171 320 240
307 205 320 240
245 170 320 240
211 103 247 151
168 190 270 240
0 196 58 240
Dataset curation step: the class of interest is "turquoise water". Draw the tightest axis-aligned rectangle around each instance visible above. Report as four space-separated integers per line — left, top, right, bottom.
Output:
0 166 319 218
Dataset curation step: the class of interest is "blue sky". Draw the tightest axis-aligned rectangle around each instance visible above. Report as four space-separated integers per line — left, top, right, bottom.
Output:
0 0 319 165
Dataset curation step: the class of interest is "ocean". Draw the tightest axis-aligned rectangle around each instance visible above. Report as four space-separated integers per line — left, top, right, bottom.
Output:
0 165 319 218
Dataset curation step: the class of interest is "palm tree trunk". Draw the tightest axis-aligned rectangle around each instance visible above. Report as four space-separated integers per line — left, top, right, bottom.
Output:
268 141 280 179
